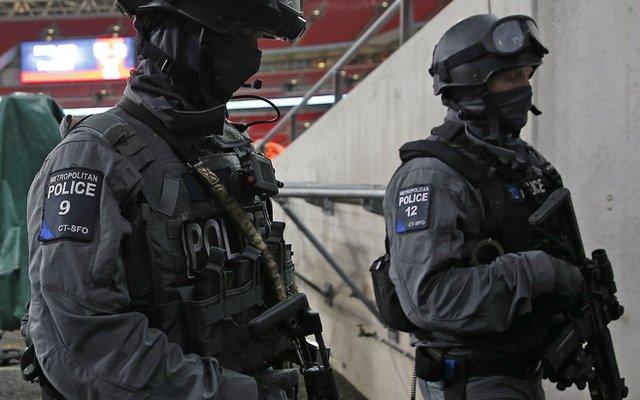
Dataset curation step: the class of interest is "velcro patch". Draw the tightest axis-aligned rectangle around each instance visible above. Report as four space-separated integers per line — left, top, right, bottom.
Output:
505 184 525 204
395 184 431 234
38 167 103 243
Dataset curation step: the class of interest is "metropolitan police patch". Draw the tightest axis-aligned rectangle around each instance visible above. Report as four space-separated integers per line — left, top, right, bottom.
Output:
38 167 103 243
395 184 431 234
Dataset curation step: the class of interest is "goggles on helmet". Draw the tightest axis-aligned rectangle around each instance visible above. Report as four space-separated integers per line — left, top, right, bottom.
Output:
430 15 548 81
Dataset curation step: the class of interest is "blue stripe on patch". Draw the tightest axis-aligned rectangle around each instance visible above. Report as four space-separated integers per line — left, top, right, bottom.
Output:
38 220 55 242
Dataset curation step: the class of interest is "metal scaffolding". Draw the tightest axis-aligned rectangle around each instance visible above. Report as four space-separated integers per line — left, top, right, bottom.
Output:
0 0 119 20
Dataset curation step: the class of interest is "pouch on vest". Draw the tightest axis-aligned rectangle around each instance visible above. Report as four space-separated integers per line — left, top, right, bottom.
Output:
267 221 295 293
370 248 416 333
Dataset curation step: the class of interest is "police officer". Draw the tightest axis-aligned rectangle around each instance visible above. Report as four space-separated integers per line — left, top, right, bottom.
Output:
382 15 587 399
24 1 314 399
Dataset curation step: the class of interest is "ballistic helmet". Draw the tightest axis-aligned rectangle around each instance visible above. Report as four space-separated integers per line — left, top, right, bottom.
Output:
115 0 307 42
429 14 548 96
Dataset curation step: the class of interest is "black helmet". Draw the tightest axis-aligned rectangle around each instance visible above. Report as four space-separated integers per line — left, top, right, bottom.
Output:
429 14 548 96
116 0 307 42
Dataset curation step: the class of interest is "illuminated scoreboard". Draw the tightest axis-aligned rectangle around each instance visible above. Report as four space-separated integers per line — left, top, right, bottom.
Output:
20 37 136 84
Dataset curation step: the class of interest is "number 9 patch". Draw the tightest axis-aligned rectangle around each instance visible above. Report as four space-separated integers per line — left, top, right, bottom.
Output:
395 184 431 234
38 167 103 243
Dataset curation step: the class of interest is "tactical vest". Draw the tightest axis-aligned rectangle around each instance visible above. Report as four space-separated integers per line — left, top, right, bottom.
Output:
400 121 564 265
395 121 570 354
64 104 295 373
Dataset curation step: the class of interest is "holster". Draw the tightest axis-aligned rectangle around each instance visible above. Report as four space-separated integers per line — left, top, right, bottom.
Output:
415 348 466 400
20 345 66 400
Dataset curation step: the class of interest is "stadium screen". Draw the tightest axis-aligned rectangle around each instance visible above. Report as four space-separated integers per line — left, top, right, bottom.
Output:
20 37 136 84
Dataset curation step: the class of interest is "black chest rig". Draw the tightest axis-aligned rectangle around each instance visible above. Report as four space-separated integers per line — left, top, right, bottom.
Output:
72 104 295 373
400 121 564 265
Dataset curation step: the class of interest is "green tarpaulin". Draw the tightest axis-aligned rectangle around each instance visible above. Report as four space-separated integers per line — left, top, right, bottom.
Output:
0 93 63 330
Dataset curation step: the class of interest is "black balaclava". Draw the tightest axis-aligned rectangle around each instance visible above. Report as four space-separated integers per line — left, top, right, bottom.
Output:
485 86 533 133
198 32 262 107
447 84 534 141
445 83 536 166
127 12 262 122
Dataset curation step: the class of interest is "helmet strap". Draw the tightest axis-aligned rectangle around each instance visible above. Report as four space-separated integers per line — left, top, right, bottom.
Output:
479 88 503 145
198 28 222 108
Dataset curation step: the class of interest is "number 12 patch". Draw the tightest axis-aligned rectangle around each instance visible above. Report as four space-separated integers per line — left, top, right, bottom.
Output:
38 167 103 243
395 184 431 234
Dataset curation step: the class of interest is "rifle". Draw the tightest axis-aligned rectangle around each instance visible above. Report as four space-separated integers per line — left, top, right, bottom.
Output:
249 293 340 400
529 188 628 399
192 162 339 399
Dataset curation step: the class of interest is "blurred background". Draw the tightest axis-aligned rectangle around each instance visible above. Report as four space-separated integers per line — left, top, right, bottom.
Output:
1 1 639 399
0 0 448 146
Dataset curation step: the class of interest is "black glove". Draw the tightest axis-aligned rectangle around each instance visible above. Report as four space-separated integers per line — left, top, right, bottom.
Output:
545 347 596 391
253 368 299 400
534 255 587 316
553 257 587 308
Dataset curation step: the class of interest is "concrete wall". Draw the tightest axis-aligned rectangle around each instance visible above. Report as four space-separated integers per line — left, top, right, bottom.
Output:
273 0 640 399
530 1 640 399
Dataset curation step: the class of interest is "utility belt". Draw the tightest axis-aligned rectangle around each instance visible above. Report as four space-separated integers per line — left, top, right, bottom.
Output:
415 347 541 400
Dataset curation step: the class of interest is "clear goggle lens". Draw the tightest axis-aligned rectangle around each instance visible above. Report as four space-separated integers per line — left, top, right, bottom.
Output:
278 0 303 13
492 19 527 54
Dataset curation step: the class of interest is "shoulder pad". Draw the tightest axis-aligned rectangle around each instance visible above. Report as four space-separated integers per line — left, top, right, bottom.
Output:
399 139 487 184
58 110 128 148
75 112 129 146
59 114 75 138
75 111 156 171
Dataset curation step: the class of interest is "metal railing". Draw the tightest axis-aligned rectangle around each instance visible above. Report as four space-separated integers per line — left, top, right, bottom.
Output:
279 182 386 199
257 0 414 150
278 182 386 215
274 183 388 324
275 184 418 355
277 199 383 324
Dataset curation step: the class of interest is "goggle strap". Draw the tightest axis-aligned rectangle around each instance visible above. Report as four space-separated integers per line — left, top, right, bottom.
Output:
439 42 488 81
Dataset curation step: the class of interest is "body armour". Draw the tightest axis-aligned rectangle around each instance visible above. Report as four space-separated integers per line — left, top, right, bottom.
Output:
64 104 295 373
400 121 564 265
393 121 567 354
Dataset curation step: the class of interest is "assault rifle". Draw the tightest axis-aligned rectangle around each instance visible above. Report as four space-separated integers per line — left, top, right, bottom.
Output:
249 293 340 400
529 188 628 399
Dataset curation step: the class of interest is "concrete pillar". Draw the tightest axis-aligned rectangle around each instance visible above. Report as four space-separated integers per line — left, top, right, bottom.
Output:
532 1 640 398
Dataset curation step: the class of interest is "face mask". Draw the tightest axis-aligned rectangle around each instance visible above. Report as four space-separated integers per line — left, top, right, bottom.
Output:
486 85 533 133
200 32 263 106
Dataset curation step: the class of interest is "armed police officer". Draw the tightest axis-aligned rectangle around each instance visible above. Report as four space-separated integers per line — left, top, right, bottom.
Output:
382 15 589 400
23 1 339 399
